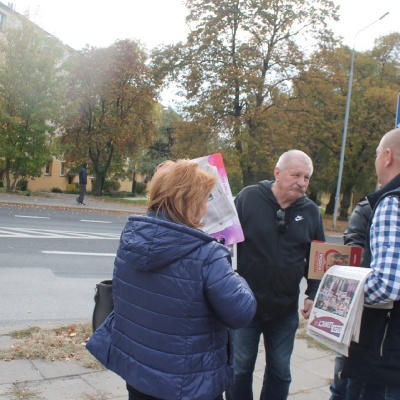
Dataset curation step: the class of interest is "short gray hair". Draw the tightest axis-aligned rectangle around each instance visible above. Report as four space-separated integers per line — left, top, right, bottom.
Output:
276 150 313 175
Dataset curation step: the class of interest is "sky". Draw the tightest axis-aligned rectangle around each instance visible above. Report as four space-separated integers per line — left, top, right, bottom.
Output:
11 0 400 105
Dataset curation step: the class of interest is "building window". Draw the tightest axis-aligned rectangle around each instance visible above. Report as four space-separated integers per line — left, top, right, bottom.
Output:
45 162 52 176
60 162 66 176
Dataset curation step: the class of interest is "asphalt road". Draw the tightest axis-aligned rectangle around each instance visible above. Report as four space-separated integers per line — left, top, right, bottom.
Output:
0 205 129 332
326 233 342 244
1 205 128 276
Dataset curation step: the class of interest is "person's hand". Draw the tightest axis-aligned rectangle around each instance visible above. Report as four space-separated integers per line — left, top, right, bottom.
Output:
301 298 313 320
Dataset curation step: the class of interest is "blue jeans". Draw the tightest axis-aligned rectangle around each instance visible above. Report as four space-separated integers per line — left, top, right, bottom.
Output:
346 379 400 400
226 310 299 400
329 353 348 400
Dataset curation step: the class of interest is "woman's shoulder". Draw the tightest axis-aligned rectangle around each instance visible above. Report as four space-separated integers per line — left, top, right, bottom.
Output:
199 240 231 267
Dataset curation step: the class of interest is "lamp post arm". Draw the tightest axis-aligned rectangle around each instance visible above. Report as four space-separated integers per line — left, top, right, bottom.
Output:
352 11 390 48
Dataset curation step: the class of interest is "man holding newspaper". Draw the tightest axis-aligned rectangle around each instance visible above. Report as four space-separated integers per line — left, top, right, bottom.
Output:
329 197 371 400
341 128 400 399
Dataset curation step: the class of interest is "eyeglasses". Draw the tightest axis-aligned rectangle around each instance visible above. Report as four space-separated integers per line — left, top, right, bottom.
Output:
276 209 286 233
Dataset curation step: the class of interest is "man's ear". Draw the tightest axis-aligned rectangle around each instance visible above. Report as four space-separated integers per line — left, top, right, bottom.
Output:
274 167 280 181
385 148 393 168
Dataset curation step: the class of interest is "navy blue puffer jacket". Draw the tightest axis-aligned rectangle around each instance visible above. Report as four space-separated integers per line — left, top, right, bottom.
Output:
87 213 256 400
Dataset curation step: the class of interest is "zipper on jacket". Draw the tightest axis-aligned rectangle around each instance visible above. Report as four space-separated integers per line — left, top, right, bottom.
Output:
379 311 391 356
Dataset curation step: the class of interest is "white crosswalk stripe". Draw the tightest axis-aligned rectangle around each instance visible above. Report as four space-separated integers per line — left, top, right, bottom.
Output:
0 227 120 239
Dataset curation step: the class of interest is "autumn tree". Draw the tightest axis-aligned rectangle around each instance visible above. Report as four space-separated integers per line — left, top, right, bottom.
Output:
152 0 338 186
337 34 400 217
58 39 159 196
285 45 353 207
0 15 65 192
288 34 400 218
135 106 181 179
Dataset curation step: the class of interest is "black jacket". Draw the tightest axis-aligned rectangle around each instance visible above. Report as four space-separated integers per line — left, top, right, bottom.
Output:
342 174 400 387
343 198 371 247
235 180 325 318
79 164 87 185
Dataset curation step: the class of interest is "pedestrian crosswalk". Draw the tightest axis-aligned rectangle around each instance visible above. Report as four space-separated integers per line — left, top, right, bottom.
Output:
0 227 120 239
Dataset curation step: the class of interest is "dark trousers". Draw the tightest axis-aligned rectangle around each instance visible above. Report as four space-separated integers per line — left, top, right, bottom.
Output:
78 184 86 203
347 379 400 400
127 383 223 400
329 353 347 399
226 310 299 400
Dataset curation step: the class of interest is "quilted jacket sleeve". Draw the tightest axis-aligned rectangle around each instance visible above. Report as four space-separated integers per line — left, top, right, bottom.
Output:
343 199 371 247
203 245 256 329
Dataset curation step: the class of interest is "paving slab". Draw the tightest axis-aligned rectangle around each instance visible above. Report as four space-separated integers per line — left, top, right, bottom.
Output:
0 359 43 385
0 335 19 350
31 359 92 379
82 370 127 397
291 362 332 392
0 384 15 398
23 375 99 400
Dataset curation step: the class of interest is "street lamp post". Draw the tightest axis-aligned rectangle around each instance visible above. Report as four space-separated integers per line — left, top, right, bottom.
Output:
332 12 390 228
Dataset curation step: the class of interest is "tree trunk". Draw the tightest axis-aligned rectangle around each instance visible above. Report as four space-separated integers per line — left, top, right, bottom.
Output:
131 170 137 196
93 171 104 196
89 145 114 197
5 159 11 193
325 191 336 215
308 191 318 204
339 184 353 221
242 165 258 187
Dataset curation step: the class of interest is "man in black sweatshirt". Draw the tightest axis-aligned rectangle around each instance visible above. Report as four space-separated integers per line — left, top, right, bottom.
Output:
226 150 325 400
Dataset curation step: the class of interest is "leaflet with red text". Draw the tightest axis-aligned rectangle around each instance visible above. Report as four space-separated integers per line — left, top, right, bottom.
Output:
307 265 372 356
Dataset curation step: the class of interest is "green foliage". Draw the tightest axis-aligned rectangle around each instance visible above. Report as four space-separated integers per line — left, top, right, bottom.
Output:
50 187 63 193
135 105 180 178
0 15 66 192
116 191 135 198
104 179 121 193
227 172 243 196
65 183 80 194
16 178 28 191
290 35 400 217
91 178 120 193
135 181 147 195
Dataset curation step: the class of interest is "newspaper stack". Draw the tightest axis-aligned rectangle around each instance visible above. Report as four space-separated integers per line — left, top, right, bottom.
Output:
307 265 373 356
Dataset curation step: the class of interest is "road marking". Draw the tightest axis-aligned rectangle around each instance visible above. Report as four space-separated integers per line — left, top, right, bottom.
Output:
42 251 115 256
15 215 50 219
0 227 119 239
80 220 111 224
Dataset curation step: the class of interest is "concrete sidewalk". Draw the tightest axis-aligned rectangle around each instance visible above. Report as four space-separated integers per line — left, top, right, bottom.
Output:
0 330 334 400
0 192 147 215
0 191 335 399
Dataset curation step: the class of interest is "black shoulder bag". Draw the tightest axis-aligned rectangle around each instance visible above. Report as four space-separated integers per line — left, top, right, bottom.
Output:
92 280 114 332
